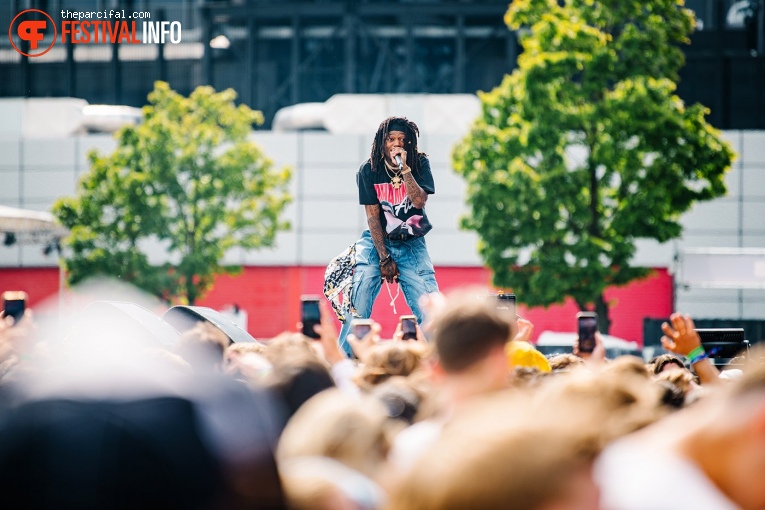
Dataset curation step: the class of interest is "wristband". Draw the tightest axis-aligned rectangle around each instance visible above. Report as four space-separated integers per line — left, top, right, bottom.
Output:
379 255 392 266
689 353 708 365
687 346 705 360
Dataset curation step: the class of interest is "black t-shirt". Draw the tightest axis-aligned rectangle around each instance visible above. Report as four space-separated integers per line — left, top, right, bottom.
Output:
356 156 434 238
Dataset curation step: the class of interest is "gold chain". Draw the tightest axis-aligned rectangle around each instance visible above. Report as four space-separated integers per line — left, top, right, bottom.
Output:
383 159 403 190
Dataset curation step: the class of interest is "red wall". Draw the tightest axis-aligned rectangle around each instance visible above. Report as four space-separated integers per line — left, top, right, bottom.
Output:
1 266 672 345
0 268 61 309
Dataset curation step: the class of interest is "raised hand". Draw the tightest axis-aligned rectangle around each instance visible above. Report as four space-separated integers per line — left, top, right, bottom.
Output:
660 313 701 356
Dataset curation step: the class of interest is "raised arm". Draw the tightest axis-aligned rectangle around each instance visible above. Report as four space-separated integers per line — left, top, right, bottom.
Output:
401 166 428 208
661 313 720 385
365 204 398 283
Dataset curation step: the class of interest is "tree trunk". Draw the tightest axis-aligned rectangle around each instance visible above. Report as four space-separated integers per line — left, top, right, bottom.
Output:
186 273 196 305
586 139 600 238
594 293 611 335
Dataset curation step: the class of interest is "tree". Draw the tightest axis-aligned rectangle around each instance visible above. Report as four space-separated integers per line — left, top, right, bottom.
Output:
452 0 734 333
53 81 291 304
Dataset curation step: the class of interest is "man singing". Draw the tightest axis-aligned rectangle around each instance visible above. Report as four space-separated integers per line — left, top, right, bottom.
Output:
337 117 440 357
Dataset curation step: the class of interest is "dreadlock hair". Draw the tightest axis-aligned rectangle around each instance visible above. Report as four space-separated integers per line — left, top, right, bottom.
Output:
369 116 426 175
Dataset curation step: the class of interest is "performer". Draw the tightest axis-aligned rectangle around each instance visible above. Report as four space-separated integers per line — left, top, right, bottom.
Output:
337 117 440 357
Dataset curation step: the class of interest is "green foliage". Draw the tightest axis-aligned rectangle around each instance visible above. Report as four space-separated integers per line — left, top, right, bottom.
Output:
453 0 734 331
53 81 291 304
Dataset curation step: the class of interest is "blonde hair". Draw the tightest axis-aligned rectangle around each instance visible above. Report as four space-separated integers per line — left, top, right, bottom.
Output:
225 341 265 358
277 389 392 479
548 353 585 373
263 332 319 366
655 367 695 394
534 369 667 450
600 355 652 379
355 342 428 389
386 392 598 510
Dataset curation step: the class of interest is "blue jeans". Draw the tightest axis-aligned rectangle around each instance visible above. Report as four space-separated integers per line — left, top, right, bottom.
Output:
338 230 439 358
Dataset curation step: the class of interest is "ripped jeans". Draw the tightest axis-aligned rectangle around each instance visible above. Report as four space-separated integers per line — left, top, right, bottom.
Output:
338 230 439 358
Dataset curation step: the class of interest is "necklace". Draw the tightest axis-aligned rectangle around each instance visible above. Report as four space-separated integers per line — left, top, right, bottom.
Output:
383 159 403 190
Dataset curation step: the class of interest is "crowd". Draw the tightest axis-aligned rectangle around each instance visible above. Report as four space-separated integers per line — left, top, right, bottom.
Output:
0 286 763 510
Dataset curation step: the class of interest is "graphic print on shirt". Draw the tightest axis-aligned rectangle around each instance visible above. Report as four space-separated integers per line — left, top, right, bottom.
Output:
374 182 431 237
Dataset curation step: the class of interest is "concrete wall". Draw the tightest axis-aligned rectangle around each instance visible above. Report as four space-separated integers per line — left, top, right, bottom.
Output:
1 97 763 319
669 130 765 319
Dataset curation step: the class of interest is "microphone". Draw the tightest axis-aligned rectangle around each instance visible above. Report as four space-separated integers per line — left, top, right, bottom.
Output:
394 154 404 170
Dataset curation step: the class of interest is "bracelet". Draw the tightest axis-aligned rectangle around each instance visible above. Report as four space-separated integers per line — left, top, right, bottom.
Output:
689 353 708 365
379 255 392 266
687 346 705 360
401 168 411 175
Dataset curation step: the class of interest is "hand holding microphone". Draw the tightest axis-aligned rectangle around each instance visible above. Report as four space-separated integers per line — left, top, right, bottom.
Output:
392 147 407 170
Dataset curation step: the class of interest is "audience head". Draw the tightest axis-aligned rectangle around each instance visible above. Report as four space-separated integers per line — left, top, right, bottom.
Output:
506 340 551 373
265 351 335 422
224 342 271 382
263 332 317 364
430 290 513 374
535 368 667 449
370 375 428 426
175 321 229 373
548 353 585 373
651 353 685 374
356 342 427 390
510 366 549 389
278 389 392 479
600 355 651 379
386 392 600 510
655 366 697 395
280 456 386 510
655 378 687 409
224 341 266 364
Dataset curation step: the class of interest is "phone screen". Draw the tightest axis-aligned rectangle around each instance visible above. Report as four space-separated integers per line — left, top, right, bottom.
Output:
496 293 516 318
3 298 26 325
301 298 321 339
577 315 598 353
401 316 417 340
351 321 372 339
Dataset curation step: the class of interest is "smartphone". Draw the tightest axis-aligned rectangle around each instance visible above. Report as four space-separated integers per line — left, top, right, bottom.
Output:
2 291 28 326
496 292 516 318
576 312 598 353
400 315 417 340
300 295 322 339
351 319 374 339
